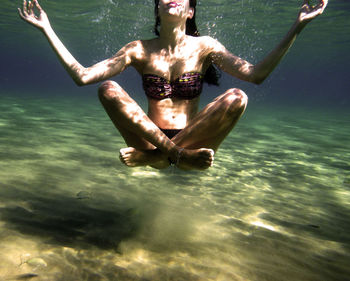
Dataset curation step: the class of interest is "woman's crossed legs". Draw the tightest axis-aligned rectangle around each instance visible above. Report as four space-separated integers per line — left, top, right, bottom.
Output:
98 80 247 170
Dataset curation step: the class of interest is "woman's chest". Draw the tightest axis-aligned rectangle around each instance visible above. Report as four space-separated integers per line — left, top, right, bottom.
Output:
138 43 209 79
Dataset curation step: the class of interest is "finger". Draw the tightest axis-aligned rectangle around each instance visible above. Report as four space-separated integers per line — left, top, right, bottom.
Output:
23 0 29 16
28 1 34 15
312 0 326 15
320 0 328 12
314 0 326 9
26 1 33 16
18 8 26 20
321 0 328 7
315 2 324 11
34 0 43 11
29 1 36 15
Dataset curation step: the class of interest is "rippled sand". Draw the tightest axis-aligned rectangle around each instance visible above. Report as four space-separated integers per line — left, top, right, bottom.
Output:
0 96 349 280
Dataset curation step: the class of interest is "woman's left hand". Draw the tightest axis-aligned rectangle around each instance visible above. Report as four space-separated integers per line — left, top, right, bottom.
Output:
18 0 51 32
298 0 328 25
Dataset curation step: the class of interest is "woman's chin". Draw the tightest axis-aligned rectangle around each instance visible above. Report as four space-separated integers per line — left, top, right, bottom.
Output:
160 11 185 22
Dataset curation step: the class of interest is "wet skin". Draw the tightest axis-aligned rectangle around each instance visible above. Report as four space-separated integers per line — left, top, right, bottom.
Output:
18 0 328 170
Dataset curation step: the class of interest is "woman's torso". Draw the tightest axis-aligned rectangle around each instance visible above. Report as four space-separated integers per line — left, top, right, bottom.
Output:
131 36 213 129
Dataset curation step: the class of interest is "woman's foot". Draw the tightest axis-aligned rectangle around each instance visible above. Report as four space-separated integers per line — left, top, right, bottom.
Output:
120 147 214 171
119 147 169 169
175 148 215 170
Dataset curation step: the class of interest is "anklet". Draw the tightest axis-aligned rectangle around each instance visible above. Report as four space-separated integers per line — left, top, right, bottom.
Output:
175 148 184 166
168 147 184 166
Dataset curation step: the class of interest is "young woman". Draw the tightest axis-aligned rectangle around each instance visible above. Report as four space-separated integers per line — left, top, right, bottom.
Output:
18 0 328 170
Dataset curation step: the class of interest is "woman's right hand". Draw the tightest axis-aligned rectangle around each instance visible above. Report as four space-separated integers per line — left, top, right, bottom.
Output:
18 0 51 31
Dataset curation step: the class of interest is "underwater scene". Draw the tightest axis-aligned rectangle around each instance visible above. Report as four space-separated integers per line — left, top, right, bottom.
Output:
0 0 349 280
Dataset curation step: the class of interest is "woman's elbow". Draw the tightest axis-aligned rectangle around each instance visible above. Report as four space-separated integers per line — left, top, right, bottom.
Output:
73 74 90 87
74 79 84 87
241 68 264 85
72 78 85 87
71 66 94 86
247 66 268 85
248 71 267 85
245 75 264 85
252 76 265 85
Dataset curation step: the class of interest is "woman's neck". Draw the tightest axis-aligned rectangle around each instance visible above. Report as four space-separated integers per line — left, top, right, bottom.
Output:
159 20 187 49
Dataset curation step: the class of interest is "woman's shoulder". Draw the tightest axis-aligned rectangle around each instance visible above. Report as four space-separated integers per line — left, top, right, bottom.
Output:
118 38 162 66
122 40 144 52
119 39 151 60
197 36 224 47
191 36 226 53
123 38 159 52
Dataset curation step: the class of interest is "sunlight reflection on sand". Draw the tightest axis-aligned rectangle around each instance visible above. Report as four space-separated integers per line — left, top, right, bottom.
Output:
0 97 349 280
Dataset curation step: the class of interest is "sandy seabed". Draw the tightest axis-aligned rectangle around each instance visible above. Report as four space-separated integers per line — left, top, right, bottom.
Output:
0 96 349 281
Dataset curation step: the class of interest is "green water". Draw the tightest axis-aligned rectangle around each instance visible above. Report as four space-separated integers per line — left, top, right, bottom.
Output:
1 0 350 280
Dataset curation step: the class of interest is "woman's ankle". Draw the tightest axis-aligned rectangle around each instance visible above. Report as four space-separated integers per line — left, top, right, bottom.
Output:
168 146 183 165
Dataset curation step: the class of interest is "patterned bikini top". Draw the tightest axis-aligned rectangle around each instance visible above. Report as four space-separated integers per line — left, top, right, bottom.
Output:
142 72 204 100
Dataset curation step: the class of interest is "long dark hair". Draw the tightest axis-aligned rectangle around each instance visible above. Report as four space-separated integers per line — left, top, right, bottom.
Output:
154 0 220 86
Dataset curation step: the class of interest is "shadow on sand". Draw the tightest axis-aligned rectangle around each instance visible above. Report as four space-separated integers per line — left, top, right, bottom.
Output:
0 181 141 251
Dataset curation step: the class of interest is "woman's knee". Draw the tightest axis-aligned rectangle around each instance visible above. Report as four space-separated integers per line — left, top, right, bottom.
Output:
222 88 248 112
98 80 123 101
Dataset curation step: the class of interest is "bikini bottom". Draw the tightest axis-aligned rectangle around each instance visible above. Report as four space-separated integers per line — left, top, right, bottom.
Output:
160 128 182 139
159 128 182 165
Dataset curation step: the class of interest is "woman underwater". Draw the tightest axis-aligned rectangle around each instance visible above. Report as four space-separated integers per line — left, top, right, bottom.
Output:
18 0 328 170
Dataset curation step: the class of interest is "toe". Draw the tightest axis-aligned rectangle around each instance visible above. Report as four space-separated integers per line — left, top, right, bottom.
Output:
120 147 135 155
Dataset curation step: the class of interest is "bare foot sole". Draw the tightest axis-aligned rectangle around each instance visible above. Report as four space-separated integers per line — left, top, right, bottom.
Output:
119 147 169 169
176 148 214 170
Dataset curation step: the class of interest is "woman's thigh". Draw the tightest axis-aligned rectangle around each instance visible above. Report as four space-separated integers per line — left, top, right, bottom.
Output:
98 80 156 150
172 88 248 151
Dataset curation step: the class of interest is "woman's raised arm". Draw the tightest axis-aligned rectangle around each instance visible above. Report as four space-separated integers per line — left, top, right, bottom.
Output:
18 0 133 86
209 0 328 84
